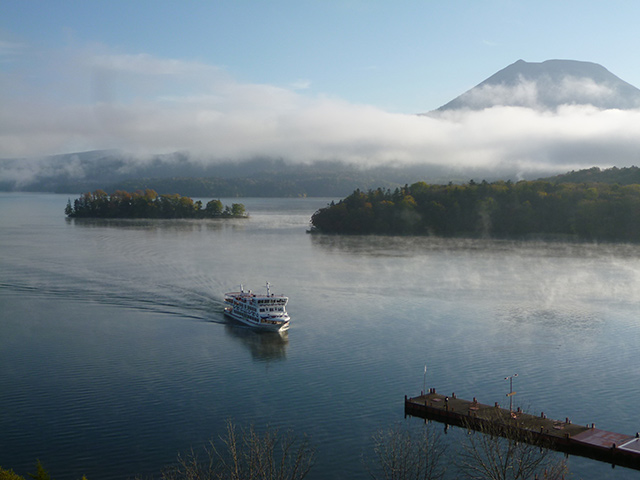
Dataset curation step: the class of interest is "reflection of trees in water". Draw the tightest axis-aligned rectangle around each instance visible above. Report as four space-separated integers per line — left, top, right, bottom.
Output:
67 217 245 232
224 324 288 362
309 234 531 257
311 232 640 259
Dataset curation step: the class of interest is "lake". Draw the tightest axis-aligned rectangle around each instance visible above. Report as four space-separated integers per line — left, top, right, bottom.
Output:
1 192 639 479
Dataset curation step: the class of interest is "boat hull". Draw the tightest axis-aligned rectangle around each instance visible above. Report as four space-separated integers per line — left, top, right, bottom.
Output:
224 308 290 332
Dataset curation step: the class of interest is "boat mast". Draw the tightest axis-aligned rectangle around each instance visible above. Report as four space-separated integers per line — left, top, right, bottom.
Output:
266 281 271 296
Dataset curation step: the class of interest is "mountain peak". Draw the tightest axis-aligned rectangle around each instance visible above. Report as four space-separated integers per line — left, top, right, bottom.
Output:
435 59 640 111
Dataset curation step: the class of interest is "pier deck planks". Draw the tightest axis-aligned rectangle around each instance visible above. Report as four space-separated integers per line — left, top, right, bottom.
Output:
405 390 640 470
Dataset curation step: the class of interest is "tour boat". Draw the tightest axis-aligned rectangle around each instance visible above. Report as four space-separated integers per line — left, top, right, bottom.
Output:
224 283 290 332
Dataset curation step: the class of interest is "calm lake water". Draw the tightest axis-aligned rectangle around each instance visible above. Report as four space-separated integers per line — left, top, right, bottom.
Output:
1 192 639 479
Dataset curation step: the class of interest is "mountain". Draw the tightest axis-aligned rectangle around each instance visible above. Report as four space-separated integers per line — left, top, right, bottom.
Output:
0 150 204 193
539 166 640 185
435 59 640 111
0 150 464 196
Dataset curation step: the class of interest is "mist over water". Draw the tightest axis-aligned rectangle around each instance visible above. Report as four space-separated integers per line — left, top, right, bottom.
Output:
1 193 639 479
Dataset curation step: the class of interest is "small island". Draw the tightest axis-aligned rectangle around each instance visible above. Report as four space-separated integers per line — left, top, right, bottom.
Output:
310 179 640 241
65 189 246 219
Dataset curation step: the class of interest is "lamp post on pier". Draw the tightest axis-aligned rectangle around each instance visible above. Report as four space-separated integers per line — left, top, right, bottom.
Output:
423 365 426 394
504 373 517 412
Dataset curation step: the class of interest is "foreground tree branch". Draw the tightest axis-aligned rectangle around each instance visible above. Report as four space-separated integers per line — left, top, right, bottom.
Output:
161 420 315 480
456 415 568 480
365 423 447 480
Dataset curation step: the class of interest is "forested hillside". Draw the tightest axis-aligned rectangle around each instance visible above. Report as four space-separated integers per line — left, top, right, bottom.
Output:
541 166 640 185
105 166 412 198
310 180 640 241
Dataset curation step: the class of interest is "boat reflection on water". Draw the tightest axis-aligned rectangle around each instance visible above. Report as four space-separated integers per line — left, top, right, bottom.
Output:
224 324 289 362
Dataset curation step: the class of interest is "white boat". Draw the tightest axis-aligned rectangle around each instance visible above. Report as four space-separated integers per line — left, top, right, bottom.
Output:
224 283 290 332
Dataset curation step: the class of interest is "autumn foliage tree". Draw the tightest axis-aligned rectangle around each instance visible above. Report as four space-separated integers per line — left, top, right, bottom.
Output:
310 180 640 241
65 190 246 219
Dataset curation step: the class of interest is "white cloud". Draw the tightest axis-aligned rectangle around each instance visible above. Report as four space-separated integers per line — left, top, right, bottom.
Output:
458 79 541 109
2 44 640 180
559 76 614 101
452 75 639 111
289 79 312 90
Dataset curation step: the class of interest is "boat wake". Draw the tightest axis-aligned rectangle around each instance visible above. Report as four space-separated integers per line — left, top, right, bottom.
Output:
0 263 226 324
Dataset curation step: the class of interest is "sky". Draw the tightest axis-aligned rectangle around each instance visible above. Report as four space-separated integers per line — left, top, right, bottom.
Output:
2 0 640 176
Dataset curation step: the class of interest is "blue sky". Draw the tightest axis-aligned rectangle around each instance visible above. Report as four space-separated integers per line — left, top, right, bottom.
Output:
2 0 640 174
5 0 640 111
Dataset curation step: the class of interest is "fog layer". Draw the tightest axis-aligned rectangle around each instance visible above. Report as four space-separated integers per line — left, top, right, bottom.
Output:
2 47 640 178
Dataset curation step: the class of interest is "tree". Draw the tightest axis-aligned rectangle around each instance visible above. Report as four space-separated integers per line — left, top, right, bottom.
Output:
205 200 224 216
66 190 246 219
456 417 568 480
231 203 246 217
27 460 52 480
0 466 25 480
0 462 86 480
161 420 315 480
177 196 196 217
365 423 447 480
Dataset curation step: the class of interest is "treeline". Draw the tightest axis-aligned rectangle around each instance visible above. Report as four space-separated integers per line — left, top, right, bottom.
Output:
65 190 246 219
542 165 640 185
107 172 403 199
310 180 640 241
84 166 640 198
109 177 303 198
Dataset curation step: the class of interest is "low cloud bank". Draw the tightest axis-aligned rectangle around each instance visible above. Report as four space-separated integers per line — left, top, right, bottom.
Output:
2 46 640 182
447 77 640 111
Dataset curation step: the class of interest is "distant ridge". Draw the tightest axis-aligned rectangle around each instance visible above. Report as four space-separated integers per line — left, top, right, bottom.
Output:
435 59 640 111
540 166 640 185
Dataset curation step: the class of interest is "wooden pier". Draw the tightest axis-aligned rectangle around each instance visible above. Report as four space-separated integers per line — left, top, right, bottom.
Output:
405 389 640 471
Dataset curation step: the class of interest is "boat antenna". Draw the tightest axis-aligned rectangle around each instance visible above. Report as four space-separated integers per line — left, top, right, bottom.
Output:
266 281 271 296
